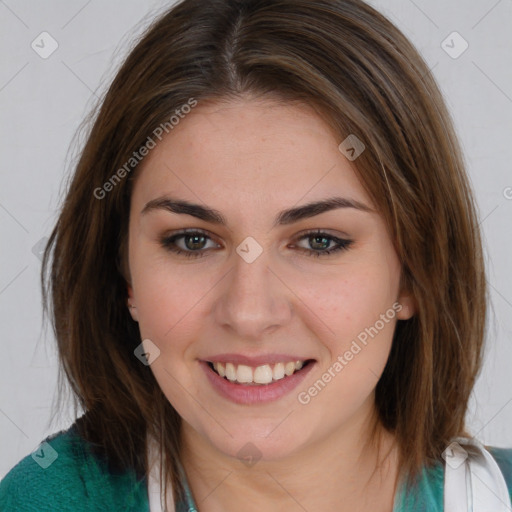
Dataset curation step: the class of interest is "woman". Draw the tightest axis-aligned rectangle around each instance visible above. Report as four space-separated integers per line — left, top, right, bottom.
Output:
1 0 511 510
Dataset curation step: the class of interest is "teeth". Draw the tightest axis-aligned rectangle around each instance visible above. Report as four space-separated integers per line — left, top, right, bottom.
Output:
211 360 308 385
284 362 296 376
225 362 236 381
273 362 285 380
217 363 226 378
236 364 253 383
254 365 273 384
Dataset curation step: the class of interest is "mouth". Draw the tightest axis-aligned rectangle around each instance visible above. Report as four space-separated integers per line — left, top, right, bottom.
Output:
206 359 316 386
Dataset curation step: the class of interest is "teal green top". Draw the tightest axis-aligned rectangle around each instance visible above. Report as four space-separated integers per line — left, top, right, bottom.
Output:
1 425 511 511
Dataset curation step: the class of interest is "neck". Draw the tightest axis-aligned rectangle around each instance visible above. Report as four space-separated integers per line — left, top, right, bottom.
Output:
179 399 400 512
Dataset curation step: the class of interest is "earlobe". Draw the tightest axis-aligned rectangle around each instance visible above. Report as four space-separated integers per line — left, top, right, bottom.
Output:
395 292 416 320
127 284 139 322
127 302 138 322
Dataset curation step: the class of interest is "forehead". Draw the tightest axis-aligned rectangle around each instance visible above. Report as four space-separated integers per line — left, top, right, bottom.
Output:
131 97 373 215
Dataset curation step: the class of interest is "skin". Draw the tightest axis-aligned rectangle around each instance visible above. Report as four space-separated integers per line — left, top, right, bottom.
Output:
126 96 415 511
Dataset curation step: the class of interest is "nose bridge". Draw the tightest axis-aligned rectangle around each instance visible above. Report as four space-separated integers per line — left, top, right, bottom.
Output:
214 243 292 339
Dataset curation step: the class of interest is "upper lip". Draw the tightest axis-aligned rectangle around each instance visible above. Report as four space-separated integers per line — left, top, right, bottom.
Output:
203 353 315 366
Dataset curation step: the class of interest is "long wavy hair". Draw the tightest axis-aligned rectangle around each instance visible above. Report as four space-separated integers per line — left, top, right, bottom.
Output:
42 0 486 505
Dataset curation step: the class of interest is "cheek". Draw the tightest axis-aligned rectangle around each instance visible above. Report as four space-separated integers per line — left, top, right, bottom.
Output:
129 238 199 322
292 262 399 408
297 264 399 345
131 262 209 417
295 263 399 410
134 270 205 346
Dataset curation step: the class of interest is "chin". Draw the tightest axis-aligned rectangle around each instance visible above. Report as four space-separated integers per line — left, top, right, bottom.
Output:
202 425 307 464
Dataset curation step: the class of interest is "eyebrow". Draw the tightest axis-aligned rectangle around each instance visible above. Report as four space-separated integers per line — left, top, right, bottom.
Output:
141 195 373 228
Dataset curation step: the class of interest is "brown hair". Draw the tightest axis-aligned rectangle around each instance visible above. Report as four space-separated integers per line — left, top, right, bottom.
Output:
42 0 486 505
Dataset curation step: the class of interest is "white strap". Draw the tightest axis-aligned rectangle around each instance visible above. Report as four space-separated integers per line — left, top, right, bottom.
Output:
147 434 176 512
444 437 512 512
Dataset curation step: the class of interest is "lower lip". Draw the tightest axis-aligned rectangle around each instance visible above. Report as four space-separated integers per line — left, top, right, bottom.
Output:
200 360 315 405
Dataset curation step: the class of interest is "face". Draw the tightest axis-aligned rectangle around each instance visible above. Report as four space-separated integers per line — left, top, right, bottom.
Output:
126 97 414 462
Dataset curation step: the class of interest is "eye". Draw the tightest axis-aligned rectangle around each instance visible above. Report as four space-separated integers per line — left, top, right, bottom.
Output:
160 229 219 258
291 229 353 257
160 229 353 258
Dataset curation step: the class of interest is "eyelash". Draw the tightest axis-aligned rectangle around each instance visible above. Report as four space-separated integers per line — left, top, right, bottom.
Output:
159 229 353 259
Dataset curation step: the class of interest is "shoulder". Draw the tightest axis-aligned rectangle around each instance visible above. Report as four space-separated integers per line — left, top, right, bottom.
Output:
0 424 149 512
395 444 512 512
487 445 512 501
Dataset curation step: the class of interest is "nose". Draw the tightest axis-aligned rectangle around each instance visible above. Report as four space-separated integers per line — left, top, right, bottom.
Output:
213 247 293 341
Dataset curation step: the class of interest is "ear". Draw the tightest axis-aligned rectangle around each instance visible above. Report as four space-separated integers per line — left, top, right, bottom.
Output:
395 290 416 320
127 284 139 322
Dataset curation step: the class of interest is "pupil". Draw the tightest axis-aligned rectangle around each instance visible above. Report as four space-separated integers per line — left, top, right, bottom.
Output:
186 235 205 250
311 236 329 250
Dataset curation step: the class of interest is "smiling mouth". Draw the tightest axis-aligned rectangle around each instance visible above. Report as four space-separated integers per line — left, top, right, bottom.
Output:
207 359 315 386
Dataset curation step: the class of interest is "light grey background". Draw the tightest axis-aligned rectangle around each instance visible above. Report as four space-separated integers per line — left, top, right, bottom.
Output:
1 0 511 479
